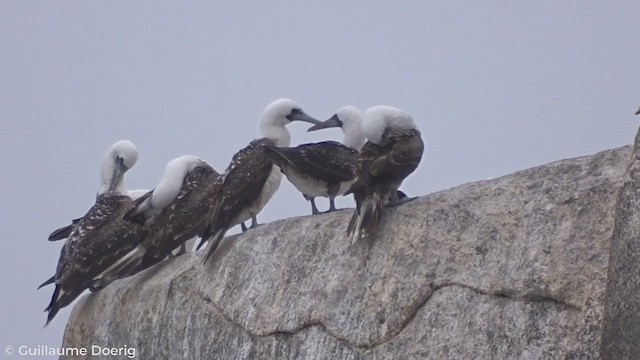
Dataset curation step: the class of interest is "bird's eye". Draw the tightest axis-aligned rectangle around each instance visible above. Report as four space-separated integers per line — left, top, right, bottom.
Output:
286 108 303 121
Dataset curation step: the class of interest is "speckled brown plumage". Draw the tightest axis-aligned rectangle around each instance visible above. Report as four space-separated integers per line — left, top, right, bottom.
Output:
347 128 424 240
45 194 147 324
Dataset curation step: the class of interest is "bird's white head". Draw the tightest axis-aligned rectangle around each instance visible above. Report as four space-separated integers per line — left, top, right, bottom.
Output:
99 140 139 195
307 106 366 150
150 155 203 211
260 98 322 147
363 106 417 145
164 155 202 174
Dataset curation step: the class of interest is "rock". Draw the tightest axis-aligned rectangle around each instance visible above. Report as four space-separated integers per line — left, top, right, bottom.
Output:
600 129 640 359
62 141 637 360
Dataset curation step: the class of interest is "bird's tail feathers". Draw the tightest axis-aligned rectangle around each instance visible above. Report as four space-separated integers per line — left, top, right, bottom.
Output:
202 228 226 265
37 275 56 290
346 208 361 243
347 193 384 244
44 285 81 326
93 246 145 289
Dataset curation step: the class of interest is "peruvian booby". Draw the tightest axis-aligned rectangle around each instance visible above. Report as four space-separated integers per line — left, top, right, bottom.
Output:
99 155 220 281
201 98 322 263
346 106 424 243
44 140 147 325
264 106 365 214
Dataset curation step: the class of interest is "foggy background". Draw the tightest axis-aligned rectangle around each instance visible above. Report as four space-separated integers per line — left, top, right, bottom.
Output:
1 1 639 353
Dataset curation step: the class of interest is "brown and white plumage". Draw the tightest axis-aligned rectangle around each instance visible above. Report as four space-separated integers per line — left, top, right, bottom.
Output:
264 106 365 214
100 156 220 281
201 98 321 263
132 159 219 261
44 140 146 325
265 141 358 212
45 189 149 243
38 189 150 290
347 106 424 242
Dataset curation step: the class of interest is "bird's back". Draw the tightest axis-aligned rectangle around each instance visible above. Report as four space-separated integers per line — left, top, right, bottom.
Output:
57 194 146 287
208 138 276 233
268 141 358 183
352 128 424 202
145 164 220 261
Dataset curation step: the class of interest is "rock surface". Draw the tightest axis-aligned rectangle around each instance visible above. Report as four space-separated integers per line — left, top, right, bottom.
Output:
62 141 638 360
600 130 640 359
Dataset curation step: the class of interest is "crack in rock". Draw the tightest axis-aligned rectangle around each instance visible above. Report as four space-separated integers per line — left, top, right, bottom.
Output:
194 281 581 352
432 282 582 311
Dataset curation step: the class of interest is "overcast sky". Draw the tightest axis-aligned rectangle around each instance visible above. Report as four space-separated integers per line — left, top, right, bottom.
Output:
1 1 639 353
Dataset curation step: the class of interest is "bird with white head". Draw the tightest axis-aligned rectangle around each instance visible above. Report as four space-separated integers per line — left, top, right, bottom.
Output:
347 106 424 243
201 98 322 263
96 155 220 283
99 140 139 196
42 140 147 325
264 105 366 214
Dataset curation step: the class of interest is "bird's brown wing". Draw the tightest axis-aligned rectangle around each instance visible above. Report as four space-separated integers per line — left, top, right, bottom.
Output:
267 141 358 183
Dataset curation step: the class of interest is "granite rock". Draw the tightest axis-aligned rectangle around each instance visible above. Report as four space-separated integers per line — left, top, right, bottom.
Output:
62 143 636 360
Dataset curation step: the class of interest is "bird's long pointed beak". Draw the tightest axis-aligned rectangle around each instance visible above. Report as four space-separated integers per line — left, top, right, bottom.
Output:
635 107 640 115
307 113 342 132
108 157 126 192
286 108 323 126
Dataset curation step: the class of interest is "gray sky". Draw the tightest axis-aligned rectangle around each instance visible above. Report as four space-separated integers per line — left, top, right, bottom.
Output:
1 1 639 353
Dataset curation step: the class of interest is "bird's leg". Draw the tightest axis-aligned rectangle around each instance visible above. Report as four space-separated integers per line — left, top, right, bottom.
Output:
327 197 337 212
241 222 248 232
386 190 417 207
322 183 341 213
310 197 320 215
250 215 259 228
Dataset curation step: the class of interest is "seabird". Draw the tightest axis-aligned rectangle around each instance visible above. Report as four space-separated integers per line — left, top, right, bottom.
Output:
264 106 366 214
99 155 220 281
201 98 321 263
43 140 147 324
346 106 424 243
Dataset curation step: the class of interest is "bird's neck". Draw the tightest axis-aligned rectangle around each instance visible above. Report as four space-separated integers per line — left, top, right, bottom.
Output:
99 158 127 195
261 123 291 147
152 168 186 210
99 177 126 195
342 127 366 150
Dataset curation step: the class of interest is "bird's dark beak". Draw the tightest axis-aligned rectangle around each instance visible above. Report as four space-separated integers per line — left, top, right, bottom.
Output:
108 157 126 192
286 108 323 126
636 107 640 115
307 113 343 132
